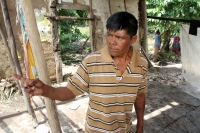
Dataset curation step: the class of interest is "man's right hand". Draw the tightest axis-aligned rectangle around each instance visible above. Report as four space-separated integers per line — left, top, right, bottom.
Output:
13 73 76 101
13 73 46 98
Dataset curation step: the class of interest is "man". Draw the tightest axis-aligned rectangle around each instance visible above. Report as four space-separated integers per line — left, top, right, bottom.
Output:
13 11 148 133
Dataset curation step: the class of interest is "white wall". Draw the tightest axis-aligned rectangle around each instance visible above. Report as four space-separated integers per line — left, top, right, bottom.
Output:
180 24 200 89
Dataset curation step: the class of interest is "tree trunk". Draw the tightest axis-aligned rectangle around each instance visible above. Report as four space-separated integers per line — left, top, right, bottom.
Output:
49 0 63 83
138 0 148 53
20 0 62 133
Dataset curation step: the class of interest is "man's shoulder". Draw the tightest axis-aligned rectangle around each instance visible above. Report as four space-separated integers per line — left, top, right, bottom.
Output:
84 46 112 63
83 50 102 62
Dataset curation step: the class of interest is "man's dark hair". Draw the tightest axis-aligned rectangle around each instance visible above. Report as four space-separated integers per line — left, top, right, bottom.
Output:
106 11 138 38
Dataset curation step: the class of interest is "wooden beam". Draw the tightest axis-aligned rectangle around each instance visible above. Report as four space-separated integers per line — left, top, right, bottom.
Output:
57 2 89 11
57 16 98 20
46 15 98 20
20 0 62 133
147 16 192 23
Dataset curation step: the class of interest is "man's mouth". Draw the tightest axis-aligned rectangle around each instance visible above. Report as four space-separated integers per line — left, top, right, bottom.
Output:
109 47 117 52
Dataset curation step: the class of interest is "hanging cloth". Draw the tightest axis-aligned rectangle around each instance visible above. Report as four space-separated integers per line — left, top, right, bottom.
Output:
18 5 38 79
189 20 200 36
26 40 38 79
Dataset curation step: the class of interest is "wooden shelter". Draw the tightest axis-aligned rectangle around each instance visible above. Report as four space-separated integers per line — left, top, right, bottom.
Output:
0 0 148 133
51 0 148 52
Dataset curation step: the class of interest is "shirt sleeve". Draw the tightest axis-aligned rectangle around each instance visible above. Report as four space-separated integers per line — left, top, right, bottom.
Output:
66 59 89 96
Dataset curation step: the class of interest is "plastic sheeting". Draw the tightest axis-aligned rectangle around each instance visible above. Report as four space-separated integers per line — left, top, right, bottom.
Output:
180 24 200 89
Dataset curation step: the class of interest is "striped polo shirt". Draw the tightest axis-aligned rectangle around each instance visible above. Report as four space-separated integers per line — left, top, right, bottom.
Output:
67 45 148 133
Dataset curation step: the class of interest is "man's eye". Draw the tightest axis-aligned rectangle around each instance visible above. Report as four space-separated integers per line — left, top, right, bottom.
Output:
107 33 111 36
117 36 122 39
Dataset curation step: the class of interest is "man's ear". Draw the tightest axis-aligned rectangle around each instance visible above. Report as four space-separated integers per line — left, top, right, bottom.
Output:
131 35 137 44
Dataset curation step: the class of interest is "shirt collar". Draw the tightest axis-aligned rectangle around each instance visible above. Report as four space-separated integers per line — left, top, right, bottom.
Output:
100 45 139 67
100 45 114 63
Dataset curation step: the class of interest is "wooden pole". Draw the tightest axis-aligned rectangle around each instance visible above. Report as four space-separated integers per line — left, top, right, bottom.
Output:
49 0 63 83
19 0 62 132
138 0 148 53
46 15 98 20
57 2 89 10
0 0 23 94
147 16 192 23
88 0 96 51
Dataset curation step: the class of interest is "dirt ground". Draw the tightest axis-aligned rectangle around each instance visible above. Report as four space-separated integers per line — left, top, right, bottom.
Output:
0 62 187 133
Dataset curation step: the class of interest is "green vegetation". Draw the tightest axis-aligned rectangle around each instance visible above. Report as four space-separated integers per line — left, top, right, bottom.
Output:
57 9 89 64
56 1 200 64
146 0 200 62
146 0 200 34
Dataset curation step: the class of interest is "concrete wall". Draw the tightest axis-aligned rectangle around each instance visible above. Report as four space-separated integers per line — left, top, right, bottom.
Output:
180 24 200 90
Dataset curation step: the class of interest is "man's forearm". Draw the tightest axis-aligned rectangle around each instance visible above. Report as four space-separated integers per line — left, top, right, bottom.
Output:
42 85 76 101
134 93 146 132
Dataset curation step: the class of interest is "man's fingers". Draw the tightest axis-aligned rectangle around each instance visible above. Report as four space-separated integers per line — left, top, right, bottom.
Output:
21 82 28 88
29 79 43 88
24 87 32 93
12 73 27 82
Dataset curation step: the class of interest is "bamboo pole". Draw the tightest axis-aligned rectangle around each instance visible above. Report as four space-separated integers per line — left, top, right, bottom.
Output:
0 22 38 127
0 1 38 126
0 24 16 81
0 0 23 94
19 0 62 132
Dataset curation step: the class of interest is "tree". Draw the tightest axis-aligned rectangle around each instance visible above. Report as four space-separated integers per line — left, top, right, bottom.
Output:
146 0 200 34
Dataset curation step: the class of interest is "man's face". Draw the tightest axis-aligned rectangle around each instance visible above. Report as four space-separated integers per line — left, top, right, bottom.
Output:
106 29 137 57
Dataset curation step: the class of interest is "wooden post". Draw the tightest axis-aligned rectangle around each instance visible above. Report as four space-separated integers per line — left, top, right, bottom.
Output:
19 0 62 133
138 0 148 53
49 0 63 83
0 0 23 94
88 0 96 52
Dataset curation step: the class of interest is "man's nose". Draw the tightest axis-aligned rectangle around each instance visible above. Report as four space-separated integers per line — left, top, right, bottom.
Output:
109 36 116 45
